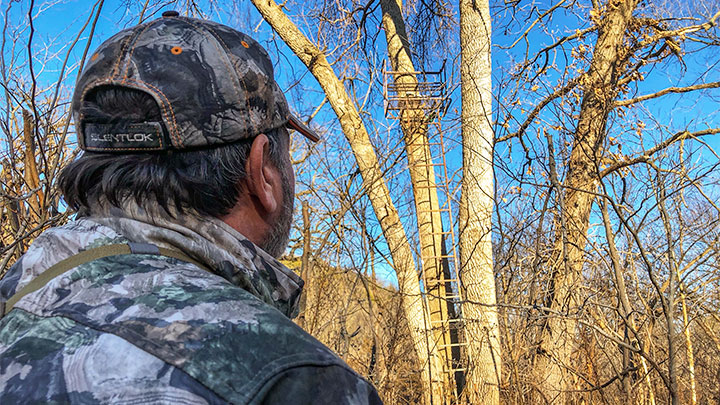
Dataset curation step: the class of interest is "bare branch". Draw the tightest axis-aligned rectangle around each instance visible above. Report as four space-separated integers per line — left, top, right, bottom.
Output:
500 0 569 50
496 76 580 143
601 127 720 177
615 81 720 107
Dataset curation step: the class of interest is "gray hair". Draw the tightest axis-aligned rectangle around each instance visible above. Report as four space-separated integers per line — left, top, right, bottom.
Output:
59 86 289 218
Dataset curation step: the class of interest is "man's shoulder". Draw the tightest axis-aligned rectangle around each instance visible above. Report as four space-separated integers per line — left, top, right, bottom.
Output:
1 220 378 403
27 252 354 403
0 308 228 404
0 218 124 299
255 363 384 404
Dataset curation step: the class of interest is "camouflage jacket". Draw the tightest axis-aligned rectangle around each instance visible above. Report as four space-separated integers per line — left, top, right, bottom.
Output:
0 203 382 404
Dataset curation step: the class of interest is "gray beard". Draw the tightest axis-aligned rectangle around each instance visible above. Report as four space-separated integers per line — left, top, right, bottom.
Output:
259 167 294 258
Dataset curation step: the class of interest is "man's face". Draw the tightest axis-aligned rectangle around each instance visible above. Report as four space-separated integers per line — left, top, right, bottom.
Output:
259 131 295 258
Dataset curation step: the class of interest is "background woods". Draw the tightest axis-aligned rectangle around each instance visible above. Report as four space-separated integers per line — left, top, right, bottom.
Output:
1 0 719 404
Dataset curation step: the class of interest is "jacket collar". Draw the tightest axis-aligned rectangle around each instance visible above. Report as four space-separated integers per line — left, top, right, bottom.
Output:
0 200 303 318
87 200 303 318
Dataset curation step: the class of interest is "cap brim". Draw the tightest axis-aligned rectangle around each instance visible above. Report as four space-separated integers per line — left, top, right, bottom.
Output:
287 114 320 142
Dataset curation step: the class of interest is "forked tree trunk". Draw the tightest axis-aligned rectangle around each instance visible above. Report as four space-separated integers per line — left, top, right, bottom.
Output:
249 1 439 403
534 0 638 401
458 0 502 403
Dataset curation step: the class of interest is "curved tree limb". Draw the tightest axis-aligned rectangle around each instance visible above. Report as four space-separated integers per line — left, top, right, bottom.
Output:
248 1 437 403
496 76 580 143
615 81 720 107
601 127 720 177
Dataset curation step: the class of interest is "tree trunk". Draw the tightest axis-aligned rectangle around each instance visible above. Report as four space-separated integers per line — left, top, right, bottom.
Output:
601 199 658 402
458 0 502 403
22 109 43 223
656 174 679 405
249 1 438 403
296 201 311 330
534 0 638 401
679 285 697 405
378 0 456 400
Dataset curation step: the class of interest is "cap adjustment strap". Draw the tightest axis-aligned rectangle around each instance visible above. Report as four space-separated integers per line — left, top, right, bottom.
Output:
83 122 166 151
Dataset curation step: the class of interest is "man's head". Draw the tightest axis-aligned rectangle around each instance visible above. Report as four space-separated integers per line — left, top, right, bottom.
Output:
59 13 317 258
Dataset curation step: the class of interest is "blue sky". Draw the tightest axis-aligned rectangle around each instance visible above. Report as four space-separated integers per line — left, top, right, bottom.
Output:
2 0 719 285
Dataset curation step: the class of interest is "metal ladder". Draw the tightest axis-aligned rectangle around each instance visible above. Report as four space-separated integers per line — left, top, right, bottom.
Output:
383 62 470 404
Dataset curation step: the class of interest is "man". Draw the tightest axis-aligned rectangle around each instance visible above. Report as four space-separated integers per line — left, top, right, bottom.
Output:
0 11 382 404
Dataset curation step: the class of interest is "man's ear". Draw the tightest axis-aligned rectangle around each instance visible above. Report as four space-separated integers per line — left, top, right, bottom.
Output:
245 134 280 215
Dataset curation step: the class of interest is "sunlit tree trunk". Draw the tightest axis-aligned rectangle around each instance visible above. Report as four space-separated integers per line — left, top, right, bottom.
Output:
22 110 43 223
534 0 638 401
250 1 438 403
458 0 501 403
379 0 455 400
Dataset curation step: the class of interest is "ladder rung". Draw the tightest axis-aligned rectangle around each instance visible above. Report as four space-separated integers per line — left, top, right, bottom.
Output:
421 262 457 268
431 318 465 324
425 279 460 286
422 255 455 259
414 187 450 192
413 182 449 187
439 342 468 348
428 298 462 303
412 175 444 180
419 250 451 256
404 160 445 167
431 325 464 329
417 232 453 239
417 208 450 213
426 277 460 282
428 316 461 322
426 286 460 291
405 149 445 155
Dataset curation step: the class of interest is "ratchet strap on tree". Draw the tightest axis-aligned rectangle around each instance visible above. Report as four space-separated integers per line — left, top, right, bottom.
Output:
1 242 210 317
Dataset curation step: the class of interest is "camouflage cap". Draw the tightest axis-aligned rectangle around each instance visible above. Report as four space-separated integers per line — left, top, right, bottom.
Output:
73 11 319 152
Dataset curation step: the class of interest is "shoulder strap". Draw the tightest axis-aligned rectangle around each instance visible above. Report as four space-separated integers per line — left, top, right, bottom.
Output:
2 243 210 316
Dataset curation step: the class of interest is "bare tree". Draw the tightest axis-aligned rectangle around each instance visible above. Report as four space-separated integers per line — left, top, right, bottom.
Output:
247 1 444 403
6 1 720 404
378 0 458 396
1 0 105 274
458 0 501 403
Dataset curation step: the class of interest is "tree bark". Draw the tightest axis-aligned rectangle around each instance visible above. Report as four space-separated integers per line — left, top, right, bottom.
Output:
458 0 502 403
679 284 697 405
378 0 456 400
534 0 639 401
249 1 438 403
296 201 311 330
22 109 43 223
